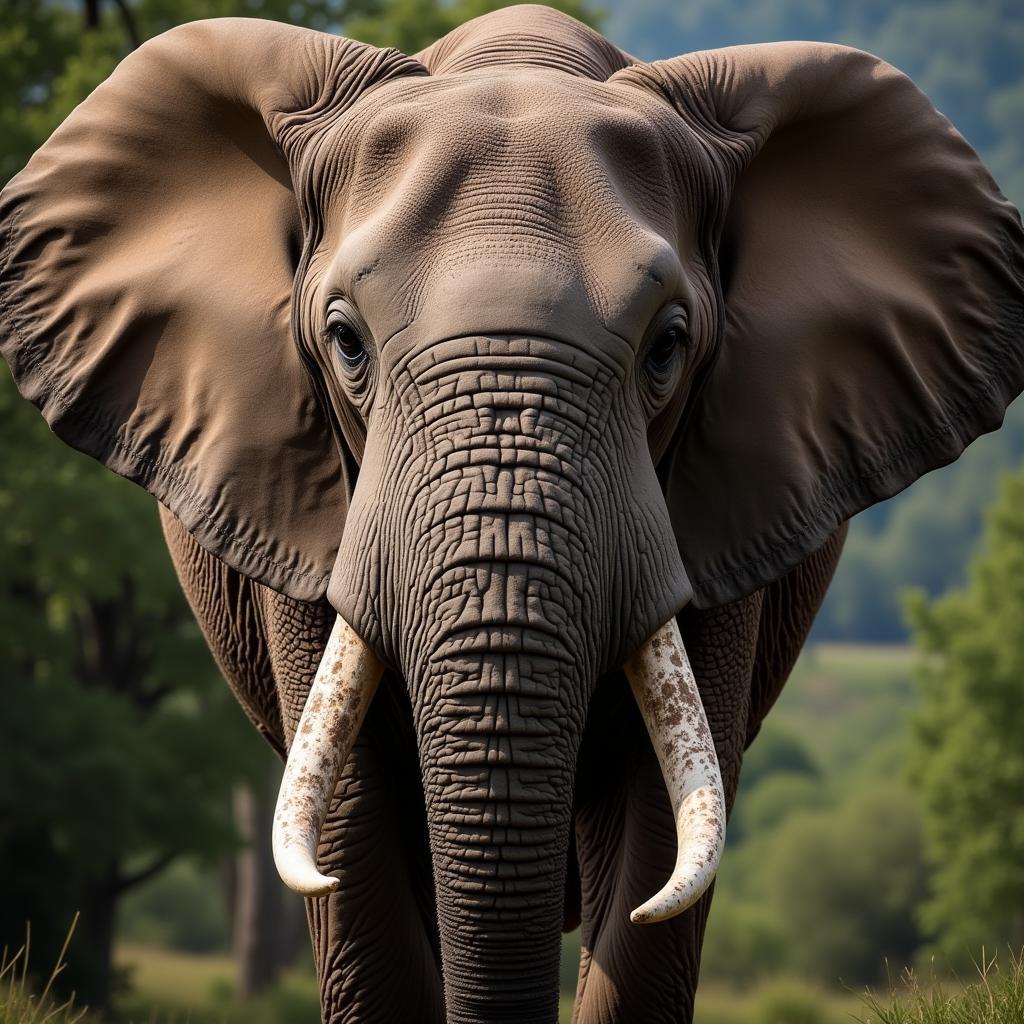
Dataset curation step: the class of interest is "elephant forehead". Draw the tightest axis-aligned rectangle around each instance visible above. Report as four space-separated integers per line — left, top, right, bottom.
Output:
316 72 689 344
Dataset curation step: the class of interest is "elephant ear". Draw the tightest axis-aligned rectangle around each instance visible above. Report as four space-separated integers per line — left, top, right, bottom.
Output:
0 19 423 601
612 43 1024 608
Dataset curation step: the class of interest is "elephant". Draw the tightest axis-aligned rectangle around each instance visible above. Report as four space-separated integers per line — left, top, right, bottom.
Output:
1 4 1022 1022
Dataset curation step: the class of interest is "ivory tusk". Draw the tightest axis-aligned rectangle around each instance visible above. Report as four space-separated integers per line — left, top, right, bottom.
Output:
623 617 727 924
271 615 383 897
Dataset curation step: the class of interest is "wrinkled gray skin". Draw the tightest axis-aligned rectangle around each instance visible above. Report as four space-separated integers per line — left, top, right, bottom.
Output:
3 2 1019 1019
141 18 862 1024
161 504 845 1024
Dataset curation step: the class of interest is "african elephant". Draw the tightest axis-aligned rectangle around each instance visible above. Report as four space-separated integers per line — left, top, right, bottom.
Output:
2 5 1022 1022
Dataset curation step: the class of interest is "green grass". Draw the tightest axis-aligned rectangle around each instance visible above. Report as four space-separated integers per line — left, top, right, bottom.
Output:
856 952 1024 1024
114 946 869 1024
560 978 863 1024
19 935 1022 1024
116 946 235 1008
694 978 863 1024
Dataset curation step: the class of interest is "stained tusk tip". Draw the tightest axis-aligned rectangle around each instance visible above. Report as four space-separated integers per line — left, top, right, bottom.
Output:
630 903 668 925
282 869 340 898
272 616 381 903
306 875 341 898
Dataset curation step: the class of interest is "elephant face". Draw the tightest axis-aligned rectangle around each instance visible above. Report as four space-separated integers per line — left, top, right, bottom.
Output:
289 79 720 1013
307 71 713 664
2 7 1022 1023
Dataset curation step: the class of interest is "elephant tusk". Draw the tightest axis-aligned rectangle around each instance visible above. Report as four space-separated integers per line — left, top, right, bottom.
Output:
272 615 383 897
623 617 727 925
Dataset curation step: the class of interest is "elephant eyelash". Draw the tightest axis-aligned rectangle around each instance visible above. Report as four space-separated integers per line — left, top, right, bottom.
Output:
322 318 369 370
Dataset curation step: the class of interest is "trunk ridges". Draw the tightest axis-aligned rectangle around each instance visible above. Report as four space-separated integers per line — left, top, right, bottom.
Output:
327 340 694 1023
410 642 580 1024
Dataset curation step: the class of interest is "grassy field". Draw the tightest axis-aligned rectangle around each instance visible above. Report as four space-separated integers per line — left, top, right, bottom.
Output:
770 642 917 774
118 946 236 1008
113 944 871 1023
115 946 323 1023
110 944 1024 1024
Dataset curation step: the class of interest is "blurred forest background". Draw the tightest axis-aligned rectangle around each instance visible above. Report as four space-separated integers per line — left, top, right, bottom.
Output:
0 1 1022 1022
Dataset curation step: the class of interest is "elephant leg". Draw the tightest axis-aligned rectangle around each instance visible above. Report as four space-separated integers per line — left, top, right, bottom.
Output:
573 593 763 1024
161 508 443 1022
258 595 445 1024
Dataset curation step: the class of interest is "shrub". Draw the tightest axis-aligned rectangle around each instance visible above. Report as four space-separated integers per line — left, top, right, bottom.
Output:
118 859 230 954
749 977 836 1024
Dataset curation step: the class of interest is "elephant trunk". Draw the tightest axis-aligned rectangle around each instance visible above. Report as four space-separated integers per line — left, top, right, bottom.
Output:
408 615 727 1021
275 338 727 1020
415 646 578 1024
270 613 727 931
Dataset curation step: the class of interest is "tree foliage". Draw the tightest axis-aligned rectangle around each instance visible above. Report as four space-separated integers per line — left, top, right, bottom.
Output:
700 705 929 988
705 783 928 986
0 353 264 1004
906 469 1024 963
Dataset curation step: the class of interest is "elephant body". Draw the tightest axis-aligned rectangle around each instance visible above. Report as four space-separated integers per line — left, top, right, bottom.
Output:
3 5 1022 1022
161 504 846 1021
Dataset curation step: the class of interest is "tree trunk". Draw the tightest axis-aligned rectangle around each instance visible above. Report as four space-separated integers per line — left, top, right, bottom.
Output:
65 867 119 1010
232 761 304 997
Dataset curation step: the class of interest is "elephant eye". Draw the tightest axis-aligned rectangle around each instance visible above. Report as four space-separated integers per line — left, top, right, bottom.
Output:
325 315 367 369
646 313 689 373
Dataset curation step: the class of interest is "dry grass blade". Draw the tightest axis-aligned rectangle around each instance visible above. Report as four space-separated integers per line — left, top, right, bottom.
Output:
33 914 79 1016
857 948 1024 1024
0 916 89 1024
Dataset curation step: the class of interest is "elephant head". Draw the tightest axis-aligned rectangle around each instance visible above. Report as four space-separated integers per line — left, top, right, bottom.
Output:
2 6 1022 1022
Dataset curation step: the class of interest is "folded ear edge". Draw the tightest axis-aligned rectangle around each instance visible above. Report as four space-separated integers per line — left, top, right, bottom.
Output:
684 268 1024 609
0 19 430 605
625 42 1024 610
0 202 332 603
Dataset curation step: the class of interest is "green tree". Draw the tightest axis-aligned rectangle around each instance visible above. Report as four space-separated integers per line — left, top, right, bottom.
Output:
728 723 822 843
760 788 927 985
906 468 1024 963
729 771 826 844
740 723 820 790
704 785 927 985
0 361 265 1007
0 0 366 1009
